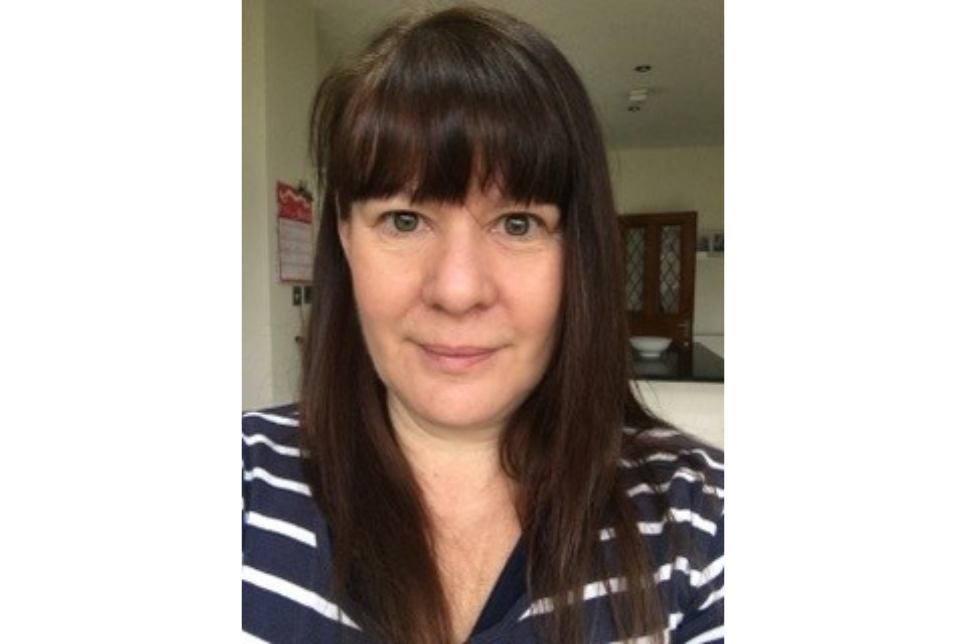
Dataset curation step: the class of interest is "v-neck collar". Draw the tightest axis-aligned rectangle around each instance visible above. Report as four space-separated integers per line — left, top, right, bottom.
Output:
468 538 528 639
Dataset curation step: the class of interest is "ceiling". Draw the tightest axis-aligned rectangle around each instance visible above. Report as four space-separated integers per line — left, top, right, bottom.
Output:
311 0 723 150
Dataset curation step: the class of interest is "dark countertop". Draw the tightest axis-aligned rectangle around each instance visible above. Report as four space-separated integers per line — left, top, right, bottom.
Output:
630 341 724 383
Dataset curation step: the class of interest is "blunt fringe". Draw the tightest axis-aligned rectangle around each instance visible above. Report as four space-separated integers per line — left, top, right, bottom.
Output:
301 5 699 642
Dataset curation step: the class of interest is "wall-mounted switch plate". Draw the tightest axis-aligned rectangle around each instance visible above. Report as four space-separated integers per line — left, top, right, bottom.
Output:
293 286 302 306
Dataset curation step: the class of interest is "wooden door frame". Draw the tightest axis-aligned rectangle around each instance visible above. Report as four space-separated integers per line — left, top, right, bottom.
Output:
619 211 697 347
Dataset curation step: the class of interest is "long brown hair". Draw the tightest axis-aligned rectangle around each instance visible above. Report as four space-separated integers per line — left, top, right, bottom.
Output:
301 5 679 642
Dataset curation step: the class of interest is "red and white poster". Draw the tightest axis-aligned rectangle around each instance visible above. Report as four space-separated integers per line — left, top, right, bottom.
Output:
276 181 314 284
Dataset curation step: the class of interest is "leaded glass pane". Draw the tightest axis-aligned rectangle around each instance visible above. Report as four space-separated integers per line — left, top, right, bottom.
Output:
660 226 681 314
625 229 645 311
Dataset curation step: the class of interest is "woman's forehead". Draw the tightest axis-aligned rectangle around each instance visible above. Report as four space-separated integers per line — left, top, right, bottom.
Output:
353 179 554 210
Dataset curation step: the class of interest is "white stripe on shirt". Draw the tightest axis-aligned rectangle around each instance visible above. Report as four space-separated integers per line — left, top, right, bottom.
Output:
685 448 724 471
245 511 317 547
520 560 720 623
243 432 301 457
243 566 359 629
599 508 718 541
682 624 724 644
699 584 724 611
643 450 723 472
243 411 299 426
654 555 724 588
625 469 725 499
243 466 312 496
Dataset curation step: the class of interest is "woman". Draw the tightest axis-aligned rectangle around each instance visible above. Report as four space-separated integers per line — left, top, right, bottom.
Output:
243 5 724 643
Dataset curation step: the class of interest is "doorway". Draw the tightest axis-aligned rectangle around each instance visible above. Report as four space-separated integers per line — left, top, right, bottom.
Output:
619 212 697 348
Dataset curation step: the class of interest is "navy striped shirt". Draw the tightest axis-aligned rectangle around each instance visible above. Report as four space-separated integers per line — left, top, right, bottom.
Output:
243 405 724 643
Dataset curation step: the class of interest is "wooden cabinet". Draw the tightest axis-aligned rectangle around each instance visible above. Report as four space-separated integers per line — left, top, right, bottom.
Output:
619 212 697 348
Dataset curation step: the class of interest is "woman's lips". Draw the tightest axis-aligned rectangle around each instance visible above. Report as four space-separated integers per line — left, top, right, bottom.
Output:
419 344 497 372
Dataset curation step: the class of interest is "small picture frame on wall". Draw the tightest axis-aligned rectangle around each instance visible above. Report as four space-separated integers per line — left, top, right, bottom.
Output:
696 232 712 253
711 230 724 255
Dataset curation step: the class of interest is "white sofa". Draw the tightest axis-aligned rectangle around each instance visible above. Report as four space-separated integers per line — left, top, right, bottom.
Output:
632 379 723 449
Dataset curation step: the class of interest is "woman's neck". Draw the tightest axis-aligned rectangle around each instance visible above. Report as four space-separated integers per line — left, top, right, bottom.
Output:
389 399 522 642
388 398 519 523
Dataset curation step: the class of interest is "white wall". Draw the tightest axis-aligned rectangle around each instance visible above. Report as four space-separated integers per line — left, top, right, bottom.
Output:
242 0 322 410
242 0 273 409
608 145 724 230
695 257 724 340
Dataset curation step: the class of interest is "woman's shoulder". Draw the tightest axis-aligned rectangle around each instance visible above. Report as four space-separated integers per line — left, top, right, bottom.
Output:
242 403 309 494
620 426 724 497
243 403 300 441
617 427 725 639
243 402 301 458
617 425 724 547
242 405 356 641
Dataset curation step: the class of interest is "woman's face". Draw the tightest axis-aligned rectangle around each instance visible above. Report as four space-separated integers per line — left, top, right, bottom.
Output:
340 182 564 439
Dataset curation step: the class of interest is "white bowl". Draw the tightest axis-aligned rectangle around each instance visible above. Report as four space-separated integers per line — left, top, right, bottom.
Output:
631 335 672 358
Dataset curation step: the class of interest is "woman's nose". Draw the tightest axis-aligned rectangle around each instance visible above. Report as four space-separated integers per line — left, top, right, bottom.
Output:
422 223 496 315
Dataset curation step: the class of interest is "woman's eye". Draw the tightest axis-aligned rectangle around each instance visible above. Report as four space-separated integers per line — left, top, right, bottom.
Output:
502 214 533 236
388 211 420 232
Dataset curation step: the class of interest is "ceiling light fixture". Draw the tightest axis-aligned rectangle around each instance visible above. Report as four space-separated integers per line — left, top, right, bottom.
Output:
628 88 649 104
627 87 648 113
627 88 648 113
